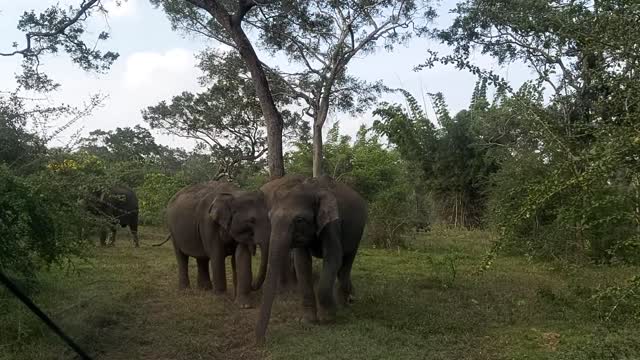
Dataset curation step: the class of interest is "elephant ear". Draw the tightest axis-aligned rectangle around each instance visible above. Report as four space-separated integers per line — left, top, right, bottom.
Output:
315 190 339 236
209 193 234 230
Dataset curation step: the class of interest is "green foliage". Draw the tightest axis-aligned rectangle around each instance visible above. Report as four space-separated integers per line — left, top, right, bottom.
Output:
374 86 495 228
79 125 165 163
0 163 95 279
591 275 640 322
424 0 640 265
137 173 187 226
2 1 118 92
143 51 302 180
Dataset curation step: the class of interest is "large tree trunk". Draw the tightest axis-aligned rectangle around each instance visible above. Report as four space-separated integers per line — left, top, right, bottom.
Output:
312 122 323 177
229 23 284 178
312 97 331 177
189 0 285 179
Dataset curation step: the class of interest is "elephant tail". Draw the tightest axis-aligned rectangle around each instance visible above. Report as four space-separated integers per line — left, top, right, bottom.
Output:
152 234 172 247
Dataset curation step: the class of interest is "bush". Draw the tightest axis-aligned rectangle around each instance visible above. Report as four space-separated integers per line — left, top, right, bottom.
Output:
350 127 416 248
0 164 94 280
137 172 187 225
366 188 415 249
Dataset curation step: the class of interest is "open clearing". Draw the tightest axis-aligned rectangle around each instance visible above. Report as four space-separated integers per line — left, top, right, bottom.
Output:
1 227 639 360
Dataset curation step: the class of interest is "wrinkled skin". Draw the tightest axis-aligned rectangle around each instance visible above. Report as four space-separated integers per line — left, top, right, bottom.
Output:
85 185 140 247
256 175 367 343
166 181 270 308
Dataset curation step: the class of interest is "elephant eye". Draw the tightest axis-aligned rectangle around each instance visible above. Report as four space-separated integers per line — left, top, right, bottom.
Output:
294 216 307 224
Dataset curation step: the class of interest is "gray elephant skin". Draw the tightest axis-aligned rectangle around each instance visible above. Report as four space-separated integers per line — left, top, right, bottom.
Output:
86 185 140 247
166 181 270 308
255 175 367 342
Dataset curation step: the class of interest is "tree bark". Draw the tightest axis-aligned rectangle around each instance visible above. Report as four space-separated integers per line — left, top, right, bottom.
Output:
312 93 331 177
228 23 284 178
312 122 323 177
187 0 285 179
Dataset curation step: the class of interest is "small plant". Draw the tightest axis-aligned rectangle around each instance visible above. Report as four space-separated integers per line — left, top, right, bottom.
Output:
427 253 460 288
591 275 640 322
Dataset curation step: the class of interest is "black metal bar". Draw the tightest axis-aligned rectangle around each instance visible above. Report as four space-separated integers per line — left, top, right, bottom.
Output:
0 271 93 360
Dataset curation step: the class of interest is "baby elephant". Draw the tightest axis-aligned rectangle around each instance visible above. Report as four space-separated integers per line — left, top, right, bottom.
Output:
166 181 270 308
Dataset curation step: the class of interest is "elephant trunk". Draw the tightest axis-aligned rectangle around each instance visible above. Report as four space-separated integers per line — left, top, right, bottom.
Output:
252 235 269 291
255 226 289 344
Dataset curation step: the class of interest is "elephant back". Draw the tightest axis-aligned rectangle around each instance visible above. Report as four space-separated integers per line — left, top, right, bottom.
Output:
260 174 307 209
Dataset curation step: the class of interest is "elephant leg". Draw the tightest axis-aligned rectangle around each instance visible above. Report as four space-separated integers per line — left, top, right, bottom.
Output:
337 252 357 305
317 245 342 323
293 248 317 324
211 251 227 295
174 247 190 290
99 228 108 247
231 254 237 297
108 227 116 247
234 244 252 309
129 223 139 248
196 258 213 290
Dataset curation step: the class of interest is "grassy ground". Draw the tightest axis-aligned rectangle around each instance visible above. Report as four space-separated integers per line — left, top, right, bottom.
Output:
1 226 638 359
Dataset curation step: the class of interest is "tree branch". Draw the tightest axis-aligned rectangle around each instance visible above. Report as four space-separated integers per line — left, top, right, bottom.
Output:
0 0 102 57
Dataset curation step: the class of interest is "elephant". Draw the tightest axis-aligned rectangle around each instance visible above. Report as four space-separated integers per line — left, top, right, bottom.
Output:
255 175 367 342
85 185 139 247
166 181 270 308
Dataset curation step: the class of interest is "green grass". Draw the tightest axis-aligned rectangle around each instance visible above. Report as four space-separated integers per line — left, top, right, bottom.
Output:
1 226 638 359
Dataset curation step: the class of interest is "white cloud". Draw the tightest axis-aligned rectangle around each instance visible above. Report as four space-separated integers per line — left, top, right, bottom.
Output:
103 0 136 17
123 48 198 90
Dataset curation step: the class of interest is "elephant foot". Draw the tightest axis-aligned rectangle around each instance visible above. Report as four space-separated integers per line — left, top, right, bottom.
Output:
317 308 336 324
300 311 318 325
235 291 252 308
197 282 213 291
346 294 356 305
213 288 226 296
178 284 190 291
236 300 253 309
339 292 356 306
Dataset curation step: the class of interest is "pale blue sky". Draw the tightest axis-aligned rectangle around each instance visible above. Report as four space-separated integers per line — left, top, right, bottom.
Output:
0 0 533 150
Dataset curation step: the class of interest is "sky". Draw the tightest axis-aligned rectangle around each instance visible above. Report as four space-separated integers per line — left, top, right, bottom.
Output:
0 0 534 151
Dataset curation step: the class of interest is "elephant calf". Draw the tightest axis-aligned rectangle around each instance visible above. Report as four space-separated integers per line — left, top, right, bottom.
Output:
255 175 367 342
166 181 270 308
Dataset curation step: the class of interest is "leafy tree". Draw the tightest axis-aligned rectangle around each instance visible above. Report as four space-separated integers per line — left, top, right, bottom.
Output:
374 87 495 228
143 52 302 180
79 125 163 163
0 95 47 173
0 0 119 280
351 126 415 247
151 0 287 177
1 0 118 92
153 0 436 177
429 0 640 261
249 0 436 176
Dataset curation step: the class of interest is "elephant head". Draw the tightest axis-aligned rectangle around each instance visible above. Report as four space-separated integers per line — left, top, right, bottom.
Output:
209 190 271 290
255 179 341 342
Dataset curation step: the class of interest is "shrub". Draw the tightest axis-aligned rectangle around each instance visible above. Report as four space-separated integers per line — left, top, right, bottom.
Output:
0 164 93 280
137 172 187 225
